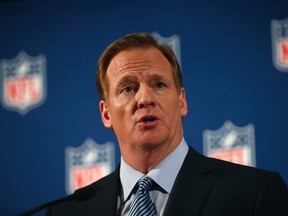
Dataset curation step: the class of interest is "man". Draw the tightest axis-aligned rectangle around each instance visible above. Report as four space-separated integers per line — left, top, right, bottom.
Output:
47 33 288 215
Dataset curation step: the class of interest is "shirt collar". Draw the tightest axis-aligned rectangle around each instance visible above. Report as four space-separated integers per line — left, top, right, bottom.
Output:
120 138 189 201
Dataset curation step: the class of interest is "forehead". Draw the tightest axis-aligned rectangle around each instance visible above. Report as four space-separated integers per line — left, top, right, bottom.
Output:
106 46 173 80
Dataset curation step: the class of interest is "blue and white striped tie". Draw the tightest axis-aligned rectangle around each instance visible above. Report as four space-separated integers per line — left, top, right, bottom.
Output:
128 175 157 216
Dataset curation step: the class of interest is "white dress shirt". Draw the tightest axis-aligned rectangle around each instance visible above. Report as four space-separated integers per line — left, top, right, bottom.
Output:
118 138 189 216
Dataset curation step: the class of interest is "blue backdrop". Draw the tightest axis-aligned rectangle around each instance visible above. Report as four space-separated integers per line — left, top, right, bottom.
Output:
0 0 287 215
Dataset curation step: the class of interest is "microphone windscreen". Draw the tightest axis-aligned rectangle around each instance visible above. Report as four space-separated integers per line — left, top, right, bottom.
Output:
74 187 96 201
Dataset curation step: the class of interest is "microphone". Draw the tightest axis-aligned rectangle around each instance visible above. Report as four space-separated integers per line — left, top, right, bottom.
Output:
19 187 96 216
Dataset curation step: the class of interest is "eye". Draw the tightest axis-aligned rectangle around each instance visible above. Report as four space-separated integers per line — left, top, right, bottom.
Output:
155 82 165 89
121 86 134 93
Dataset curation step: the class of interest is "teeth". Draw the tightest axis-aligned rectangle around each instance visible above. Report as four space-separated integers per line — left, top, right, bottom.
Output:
142 117 155 123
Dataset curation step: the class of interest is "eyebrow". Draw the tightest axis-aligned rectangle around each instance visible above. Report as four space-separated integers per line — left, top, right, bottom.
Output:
117 73 166 84
116 75 137 86
113 69 171 90
147 73 166 82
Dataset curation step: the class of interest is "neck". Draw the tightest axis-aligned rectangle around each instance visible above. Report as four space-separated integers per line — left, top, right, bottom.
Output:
121 138 182 174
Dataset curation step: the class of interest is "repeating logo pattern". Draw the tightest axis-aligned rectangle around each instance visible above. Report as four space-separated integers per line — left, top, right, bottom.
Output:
0 51 47 115
203 121 256 167
271 17 288 72
65 138 115 194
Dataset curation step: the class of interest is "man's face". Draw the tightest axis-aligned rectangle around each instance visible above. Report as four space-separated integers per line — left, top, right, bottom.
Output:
99 46 187 156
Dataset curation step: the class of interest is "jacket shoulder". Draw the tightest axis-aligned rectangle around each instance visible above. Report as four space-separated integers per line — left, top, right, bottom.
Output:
46 168 120 216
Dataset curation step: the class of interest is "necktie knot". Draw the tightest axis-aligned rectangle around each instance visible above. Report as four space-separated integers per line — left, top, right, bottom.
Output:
138 175 153 192
128 175 157 216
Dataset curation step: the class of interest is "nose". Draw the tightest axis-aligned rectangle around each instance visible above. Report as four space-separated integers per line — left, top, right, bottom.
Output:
136 85 155 109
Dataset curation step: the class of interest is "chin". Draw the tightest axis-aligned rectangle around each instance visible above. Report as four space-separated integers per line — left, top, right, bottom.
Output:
137 136 164 148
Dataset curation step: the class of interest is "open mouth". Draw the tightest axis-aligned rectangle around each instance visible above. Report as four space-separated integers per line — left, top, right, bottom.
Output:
138 115 158 124
143 117 156 123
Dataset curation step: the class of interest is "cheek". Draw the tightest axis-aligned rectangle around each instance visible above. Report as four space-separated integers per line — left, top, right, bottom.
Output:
115 96 128 106
114 96 132 112
109 100 132 123
115 94 137 112
167 98 185 120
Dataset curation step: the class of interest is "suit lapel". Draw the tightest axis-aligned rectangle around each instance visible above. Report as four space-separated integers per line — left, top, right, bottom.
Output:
87 167 121 216
164 147 216 216
84 147 217 216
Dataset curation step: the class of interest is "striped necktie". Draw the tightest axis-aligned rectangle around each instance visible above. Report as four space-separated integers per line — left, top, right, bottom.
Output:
128 175 157 216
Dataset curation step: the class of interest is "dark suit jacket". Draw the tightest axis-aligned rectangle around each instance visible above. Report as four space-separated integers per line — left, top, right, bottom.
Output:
47 147 288 216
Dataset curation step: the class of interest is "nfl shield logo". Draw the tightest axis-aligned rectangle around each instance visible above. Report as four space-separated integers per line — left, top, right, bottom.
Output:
152 32 181 66
65 138 115 194
0 51 47 115
271 17 288 72
203 121 256 167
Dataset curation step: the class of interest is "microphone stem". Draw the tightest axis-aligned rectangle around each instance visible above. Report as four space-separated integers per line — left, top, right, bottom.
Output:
19 194 74 216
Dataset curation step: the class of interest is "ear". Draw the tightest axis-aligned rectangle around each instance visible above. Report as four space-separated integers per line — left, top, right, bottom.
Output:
179 88 188 117
99 100 112 128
